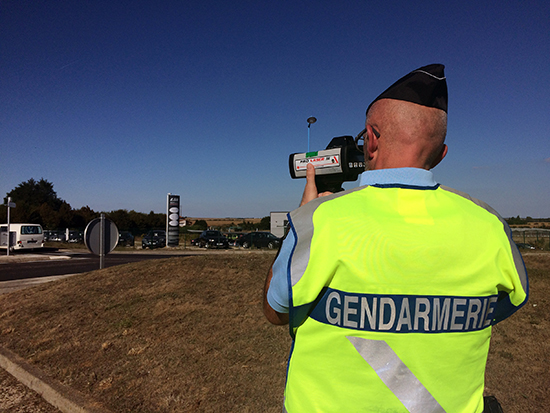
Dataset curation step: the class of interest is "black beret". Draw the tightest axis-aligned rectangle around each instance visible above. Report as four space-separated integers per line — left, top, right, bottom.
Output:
367 64 448 114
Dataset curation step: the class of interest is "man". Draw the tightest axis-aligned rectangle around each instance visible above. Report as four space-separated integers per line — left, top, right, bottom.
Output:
263 64 528 412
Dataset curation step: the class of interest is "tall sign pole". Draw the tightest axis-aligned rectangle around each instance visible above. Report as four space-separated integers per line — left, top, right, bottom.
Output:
166 194 180 247
99 213 105 269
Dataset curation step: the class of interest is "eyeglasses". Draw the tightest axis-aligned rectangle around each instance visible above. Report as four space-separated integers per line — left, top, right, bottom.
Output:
354 126 380 153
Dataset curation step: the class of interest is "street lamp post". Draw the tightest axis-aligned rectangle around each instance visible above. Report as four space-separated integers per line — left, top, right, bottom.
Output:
5 197 16 256
307 116 317 152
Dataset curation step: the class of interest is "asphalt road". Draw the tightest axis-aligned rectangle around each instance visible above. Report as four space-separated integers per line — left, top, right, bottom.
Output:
0 249 193 282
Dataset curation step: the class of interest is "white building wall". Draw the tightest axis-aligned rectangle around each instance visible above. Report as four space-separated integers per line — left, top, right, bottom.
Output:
270 211 289 238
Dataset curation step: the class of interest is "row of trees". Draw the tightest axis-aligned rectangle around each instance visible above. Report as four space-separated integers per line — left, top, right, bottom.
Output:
1 178 269 235
5 179 547 235
506 216 550 227
0 179 167 234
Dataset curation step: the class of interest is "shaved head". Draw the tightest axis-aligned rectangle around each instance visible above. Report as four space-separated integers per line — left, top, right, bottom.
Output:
365 99 447 170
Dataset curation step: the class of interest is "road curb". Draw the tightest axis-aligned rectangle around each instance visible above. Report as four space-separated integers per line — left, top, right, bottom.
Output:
0 255 71 263
0 346 110 413
0 274 78 295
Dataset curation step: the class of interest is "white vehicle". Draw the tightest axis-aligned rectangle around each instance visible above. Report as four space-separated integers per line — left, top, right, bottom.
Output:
0 223 45 251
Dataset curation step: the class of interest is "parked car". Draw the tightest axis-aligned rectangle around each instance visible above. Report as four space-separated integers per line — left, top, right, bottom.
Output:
198 230 229 249
43 230 54 242
0 224 44 251
515 242 535 250
142 230 166 249
46 231 66 242
235 232 281 249
119 231 135 247
67 230 83 243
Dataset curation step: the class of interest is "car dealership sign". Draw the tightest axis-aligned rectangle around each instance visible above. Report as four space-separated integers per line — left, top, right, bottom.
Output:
166 194 180 247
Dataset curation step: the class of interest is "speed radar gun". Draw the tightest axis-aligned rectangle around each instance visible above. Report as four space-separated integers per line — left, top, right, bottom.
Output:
289 134 365 193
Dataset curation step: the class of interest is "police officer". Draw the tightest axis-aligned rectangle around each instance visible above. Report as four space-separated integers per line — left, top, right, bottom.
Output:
263 64 528 412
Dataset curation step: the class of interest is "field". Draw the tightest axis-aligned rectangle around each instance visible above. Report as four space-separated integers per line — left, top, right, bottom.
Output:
186 217 263 228
0 251 548 412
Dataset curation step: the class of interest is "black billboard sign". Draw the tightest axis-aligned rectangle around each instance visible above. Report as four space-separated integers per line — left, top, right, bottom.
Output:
166 194 180 247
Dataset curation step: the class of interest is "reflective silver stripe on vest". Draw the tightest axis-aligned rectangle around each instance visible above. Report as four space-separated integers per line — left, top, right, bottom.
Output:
347 337 446 413
288 185 366 287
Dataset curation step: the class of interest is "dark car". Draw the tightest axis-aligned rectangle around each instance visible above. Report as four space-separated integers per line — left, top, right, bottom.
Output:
46 231 65 242
235 232 281 249
142 230 166 249
515 242 535 250
119 231 135 247
198 230 229 249
68 230 83 243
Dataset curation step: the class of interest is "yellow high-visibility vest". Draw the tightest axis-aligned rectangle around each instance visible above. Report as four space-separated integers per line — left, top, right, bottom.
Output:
283 184 528 413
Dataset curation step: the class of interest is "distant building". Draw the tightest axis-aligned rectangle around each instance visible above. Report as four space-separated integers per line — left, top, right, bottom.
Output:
179 217 192 227
270 211 289 238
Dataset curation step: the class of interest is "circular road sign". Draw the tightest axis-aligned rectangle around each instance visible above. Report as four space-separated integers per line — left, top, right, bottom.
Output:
84 217 119 255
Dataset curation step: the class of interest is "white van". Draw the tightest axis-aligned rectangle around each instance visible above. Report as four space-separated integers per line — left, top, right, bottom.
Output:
0 223 45 251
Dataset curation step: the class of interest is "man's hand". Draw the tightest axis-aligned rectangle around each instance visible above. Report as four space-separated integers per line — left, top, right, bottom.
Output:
299 163 333 207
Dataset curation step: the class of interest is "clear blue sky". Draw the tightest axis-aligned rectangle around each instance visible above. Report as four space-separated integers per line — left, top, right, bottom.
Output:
2 1 549 218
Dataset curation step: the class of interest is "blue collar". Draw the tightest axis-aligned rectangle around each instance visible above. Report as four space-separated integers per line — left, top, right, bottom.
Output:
359 168 438 188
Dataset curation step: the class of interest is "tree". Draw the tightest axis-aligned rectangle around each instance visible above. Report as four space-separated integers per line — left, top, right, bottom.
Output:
57 201 74 229
191 220 208 230
239 220 253 231
128 210 148 234
145 211 166 230
259 216 270 230
3 178 67 226
108 209 132 231
72 206 98 229
4 178 63 209
38 203 60 229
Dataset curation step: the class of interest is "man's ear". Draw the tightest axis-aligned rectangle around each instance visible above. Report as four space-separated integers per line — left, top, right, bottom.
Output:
430 144 448 169
366 124 379 160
